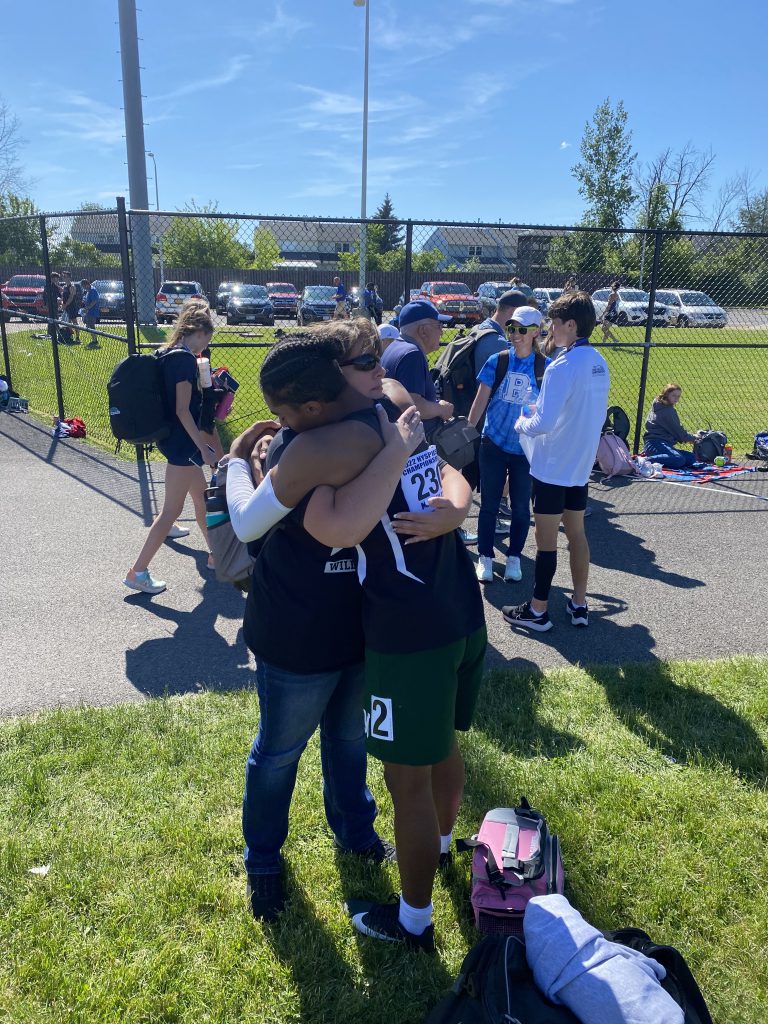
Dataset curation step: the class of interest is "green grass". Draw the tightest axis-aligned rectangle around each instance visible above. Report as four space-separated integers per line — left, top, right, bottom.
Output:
1 657 767 1023
3 320 768 456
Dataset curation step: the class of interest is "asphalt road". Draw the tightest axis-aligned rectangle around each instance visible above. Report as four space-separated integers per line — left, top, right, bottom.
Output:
2 411 767 719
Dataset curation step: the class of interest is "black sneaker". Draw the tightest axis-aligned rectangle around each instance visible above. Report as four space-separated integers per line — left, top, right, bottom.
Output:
502 601 552 632
566 598 589 627
498 499 512 517
438 850 453 871
335 837 397 864
346 897 435 953
246 872 285 922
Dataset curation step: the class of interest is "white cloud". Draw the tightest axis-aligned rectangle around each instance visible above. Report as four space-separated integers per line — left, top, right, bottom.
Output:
227 163 263 172
244 1 310 41
560 141 571 149
296 85 415 120
43 93 125 147
153 55 251 103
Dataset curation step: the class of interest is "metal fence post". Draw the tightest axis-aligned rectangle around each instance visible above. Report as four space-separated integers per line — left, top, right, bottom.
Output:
117 196 137 356
40 214 65 421
632 227 662 453
0 291 11 390
403 220 413 311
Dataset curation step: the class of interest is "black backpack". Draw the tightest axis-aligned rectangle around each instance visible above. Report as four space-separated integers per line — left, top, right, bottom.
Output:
490 349 546 398
693 430 727 464
432 326 500 418
424 935 579 1024
107 350 182 445
601 405 631 443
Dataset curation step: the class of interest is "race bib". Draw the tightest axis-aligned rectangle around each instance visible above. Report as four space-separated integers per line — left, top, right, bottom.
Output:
400 445 442 512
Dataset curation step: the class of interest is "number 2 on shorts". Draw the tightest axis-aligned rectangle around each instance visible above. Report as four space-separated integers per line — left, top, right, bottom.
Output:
368 695 394 741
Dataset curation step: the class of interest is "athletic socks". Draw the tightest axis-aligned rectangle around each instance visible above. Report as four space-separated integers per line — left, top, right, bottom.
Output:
398 895 434 937
440 832 452 855
533 549 557 602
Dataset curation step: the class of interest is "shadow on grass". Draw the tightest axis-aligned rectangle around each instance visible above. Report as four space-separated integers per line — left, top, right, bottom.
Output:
587 661 768 785
124 547 252 698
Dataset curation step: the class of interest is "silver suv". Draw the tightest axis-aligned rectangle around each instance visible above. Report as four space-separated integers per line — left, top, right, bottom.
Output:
156 280 206 323
655 289 727 328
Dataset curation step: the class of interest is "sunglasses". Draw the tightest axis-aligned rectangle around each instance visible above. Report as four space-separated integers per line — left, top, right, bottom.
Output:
340 353 380 372
506 323 536 335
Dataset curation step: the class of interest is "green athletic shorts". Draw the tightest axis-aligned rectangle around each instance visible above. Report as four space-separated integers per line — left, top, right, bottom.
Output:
363 626 487 766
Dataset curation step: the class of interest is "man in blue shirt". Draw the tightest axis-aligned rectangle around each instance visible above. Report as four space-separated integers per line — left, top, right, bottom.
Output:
472 289 529 377
381 299 453 436
332 276 348 319
81 279 101 349
468 306 548 583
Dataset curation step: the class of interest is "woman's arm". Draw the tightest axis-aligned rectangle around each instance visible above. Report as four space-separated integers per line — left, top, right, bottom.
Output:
468 382 491 428
303 407 424 548
175 380 215 466
390 462 472 545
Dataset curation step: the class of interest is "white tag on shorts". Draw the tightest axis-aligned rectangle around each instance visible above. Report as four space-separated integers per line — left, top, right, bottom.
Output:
366 695 394 742
400 446 442 513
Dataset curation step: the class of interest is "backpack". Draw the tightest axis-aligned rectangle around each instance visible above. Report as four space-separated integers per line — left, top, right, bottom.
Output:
429 416 481 470
204 463 255 590
432 326 500 418
423 934 579 1024
596 432 638 480
457 798 565 936
753 431 768 459
107 349 184 445
601 404 631 443
490 348 547 399
693 430 727 464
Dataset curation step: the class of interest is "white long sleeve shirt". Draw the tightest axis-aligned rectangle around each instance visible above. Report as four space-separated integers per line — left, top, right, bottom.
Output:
516 341 610 487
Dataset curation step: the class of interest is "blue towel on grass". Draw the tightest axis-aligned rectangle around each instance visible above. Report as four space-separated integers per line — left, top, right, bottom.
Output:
524 895 684 1024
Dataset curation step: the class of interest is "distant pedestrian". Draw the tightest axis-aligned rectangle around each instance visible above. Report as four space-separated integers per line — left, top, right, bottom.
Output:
562 277 577 295
600 281 621 345
61 271 81 344
81 279 101 349
332 276 348 319
363 282 381 323
508 275 533 298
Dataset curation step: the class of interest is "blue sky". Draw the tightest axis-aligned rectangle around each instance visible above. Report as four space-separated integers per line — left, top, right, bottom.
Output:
5 0 767 227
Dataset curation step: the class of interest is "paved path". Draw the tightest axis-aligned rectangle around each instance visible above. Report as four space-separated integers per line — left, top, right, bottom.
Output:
2 412 767 718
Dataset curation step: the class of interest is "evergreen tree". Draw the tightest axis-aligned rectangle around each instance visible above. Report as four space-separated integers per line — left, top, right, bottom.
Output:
372 193 403 252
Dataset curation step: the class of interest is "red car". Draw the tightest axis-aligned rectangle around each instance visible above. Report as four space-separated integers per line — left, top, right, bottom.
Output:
265 282 299 320
418 281 483 326
1 274 49 321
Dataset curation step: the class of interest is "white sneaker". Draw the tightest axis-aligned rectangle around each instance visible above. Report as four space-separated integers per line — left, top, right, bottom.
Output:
475 555 493 583
166 523 190 539
123 569 167 595
504 556 522 582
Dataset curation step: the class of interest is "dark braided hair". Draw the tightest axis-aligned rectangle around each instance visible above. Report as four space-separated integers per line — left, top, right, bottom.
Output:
260 333 346 405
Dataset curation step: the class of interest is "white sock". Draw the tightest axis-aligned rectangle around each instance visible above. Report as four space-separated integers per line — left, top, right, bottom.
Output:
528 603 545 616
398 895 433 936
440 833 452 855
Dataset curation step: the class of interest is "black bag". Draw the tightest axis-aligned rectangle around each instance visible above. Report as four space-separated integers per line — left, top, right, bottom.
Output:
429 416 481 470
423 935 578 1024
432 326 500 418
107 350 180 445
602 405 631 443
605 928 713 1024
694 430 727 464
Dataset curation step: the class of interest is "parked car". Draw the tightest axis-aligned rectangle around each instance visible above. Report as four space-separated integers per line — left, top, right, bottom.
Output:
393 289 423 317
418 281 483 326
654 289 727 328
1 274 48 321
533 287 563 316
348 285 384 322
92 279 126 320
156 280 206 323
297 285 337 326
226 284 274 326
265 282 299 320
591 288 670 327
215 281 239 315
474 282 513 318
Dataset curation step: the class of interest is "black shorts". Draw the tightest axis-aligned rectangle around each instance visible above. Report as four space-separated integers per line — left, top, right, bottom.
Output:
531 477 588 515
157 427 202 467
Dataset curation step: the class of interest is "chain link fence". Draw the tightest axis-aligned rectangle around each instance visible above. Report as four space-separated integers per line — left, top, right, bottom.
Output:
2 204 767 458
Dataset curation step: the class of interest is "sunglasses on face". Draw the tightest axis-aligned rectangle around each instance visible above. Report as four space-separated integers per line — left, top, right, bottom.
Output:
506 323 535 335
340 353 380 372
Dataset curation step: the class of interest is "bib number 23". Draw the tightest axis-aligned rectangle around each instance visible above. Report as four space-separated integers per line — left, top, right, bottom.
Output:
401 446 442 512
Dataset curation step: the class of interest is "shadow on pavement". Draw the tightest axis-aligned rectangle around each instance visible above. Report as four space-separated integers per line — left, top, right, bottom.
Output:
124 548 253 698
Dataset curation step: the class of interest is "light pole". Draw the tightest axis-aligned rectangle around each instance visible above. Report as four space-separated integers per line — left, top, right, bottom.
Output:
145 150 164 283
354 0 369 300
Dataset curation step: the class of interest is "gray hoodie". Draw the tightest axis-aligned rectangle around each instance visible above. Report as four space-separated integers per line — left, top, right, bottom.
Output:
643 400 695 446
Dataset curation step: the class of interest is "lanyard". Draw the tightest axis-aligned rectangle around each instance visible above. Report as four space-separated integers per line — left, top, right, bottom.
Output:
566 338 591 352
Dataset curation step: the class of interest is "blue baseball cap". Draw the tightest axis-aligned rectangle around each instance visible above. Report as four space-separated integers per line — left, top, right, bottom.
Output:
399 299 452 328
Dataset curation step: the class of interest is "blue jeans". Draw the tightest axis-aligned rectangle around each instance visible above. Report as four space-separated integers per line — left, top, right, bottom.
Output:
243 659 378 875
478 439 531 558
643 439 696 468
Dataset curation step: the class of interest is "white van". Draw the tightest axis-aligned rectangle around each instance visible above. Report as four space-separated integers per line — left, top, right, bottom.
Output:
654 290 727 328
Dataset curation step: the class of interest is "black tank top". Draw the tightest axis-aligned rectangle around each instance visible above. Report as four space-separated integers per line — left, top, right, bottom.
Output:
242 407 380 673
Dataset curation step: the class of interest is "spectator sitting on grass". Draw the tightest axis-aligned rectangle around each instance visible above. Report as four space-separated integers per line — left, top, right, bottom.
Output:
642 383 702 468
81 279 100 349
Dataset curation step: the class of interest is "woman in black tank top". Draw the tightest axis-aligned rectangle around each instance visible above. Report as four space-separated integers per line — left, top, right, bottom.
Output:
245 326 485 951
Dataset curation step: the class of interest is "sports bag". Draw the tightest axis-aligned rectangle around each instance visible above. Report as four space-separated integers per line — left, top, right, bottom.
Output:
693 430 727 464
429 416 481 470
604 928 713 1024
423 934 578 1024
596 432 638 480
204 462 255 591
432 325 500 418
601 405 631 443
753 431 768 459
457 798 565 936
107 349 186 445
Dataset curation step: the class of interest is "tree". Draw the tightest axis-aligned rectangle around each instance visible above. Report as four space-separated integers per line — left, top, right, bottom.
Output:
0 98 28 195
252 226 281 270
0 193 41 263
372 193 403 252
49 236 119 268
572 99 636 229
635 143 716 228
162 202 250 268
